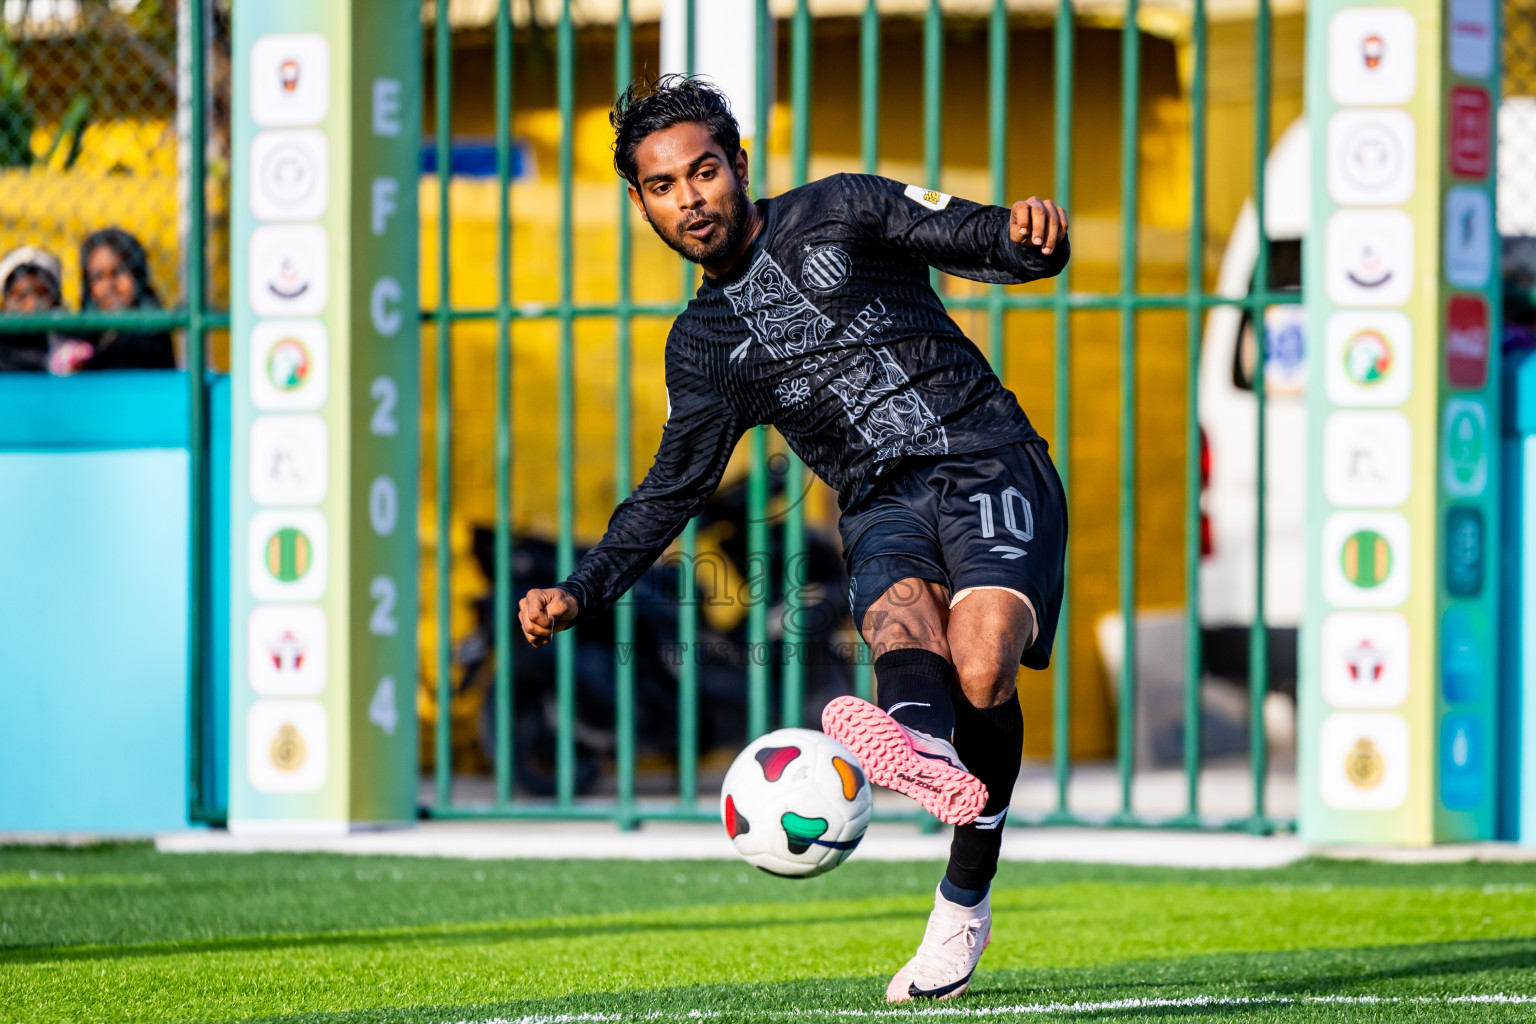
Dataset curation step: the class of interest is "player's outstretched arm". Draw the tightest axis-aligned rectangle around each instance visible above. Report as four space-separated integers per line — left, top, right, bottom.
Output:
518 337 744 643
518 587 579 647
837 174 1070 285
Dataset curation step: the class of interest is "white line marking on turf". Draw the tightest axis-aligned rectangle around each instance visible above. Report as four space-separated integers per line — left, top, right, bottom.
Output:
448 994 1536 1023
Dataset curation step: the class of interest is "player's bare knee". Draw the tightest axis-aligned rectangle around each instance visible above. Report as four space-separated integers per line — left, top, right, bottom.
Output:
951 649 1016 708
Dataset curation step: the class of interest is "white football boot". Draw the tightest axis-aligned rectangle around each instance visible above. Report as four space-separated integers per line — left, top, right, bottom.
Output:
886 884 992 1002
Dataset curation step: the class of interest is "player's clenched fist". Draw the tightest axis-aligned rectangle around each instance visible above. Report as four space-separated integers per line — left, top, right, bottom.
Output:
518 587 579 647
1010 196 1069 256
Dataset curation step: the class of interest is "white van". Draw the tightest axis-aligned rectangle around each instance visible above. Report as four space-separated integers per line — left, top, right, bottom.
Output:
1197 117 1310 692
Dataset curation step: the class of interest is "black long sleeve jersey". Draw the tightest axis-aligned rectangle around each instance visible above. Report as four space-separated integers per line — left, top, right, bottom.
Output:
557 172 1069 619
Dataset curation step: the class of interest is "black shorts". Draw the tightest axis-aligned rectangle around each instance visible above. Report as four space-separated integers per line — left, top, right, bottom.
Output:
839 440 1067 670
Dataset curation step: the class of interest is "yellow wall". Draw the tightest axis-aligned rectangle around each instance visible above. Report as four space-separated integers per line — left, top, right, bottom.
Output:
420 16 1307 758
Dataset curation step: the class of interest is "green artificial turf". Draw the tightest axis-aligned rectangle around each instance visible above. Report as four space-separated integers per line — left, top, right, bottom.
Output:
2 844 1535 1023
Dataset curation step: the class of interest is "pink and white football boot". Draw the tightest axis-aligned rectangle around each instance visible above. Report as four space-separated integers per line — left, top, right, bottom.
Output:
820 695 987 826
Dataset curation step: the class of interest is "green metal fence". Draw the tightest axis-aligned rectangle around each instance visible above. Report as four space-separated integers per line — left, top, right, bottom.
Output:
422 0 1296 834
0 1 222 824
0 0 1297 833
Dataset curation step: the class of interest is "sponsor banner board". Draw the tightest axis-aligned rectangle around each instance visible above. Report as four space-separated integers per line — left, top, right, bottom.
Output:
229 0 420 831
1303 0 1499 844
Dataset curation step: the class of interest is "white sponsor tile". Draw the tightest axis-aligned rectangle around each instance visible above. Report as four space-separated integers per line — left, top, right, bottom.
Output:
1320 611 1411 709
1328 8 1417 105
249 319 328 412
1319 711 1410 810
1327 109 1415 206
250 33 330 127
1322 510 1411 608
249 509 328 602
249 414 328 506
247 698 328 793
1325 210 1414 307
251 130 329 222
249 224 328 317
1324 310 1413 406
1323 410 1412 508
247 604 328 697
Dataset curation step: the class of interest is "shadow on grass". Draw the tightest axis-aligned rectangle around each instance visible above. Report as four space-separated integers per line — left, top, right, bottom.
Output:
0 904 932 967
213 936 1536 1024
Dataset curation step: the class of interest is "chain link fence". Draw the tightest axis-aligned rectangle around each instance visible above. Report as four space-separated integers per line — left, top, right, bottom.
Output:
0 0 232 366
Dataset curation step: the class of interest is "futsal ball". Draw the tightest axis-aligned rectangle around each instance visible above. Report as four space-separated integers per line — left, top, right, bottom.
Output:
720 727 873 878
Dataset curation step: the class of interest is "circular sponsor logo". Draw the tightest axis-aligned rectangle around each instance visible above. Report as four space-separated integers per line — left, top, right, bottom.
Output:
1342 329 1393 385
270 721 308 772
1341 528 1392 588
258 141 321 206
266 337 312 391
801 245 851 291
1344 736 1385 789
265 526 315 583
1340 121 1405 191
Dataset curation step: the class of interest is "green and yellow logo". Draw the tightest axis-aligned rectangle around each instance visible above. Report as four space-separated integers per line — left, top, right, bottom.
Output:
265 526 314 582
1340 529 1392 589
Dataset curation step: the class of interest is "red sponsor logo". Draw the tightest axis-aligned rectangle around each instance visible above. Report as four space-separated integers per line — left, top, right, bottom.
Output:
1450 86 1491 178
1447 295 1489 390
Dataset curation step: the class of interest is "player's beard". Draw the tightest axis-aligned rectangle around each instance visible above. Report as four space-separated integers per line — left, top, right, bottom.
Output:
652 179 751 266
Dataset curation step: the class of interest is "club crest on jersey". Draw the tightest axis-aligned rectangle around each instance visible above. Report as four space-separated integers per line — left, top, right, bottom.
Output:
903 183 952 211
801 244 851 291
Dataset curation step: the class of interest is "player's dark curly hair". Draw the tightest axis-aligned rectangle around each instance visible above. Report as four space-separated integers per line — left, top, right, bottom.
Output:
611 74 741 189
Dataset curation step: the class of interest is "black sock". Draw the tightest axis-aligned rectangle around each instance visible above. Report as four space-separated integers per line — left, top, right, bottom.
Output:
938 875 989 907
873 648 956 741
945 691 1023 891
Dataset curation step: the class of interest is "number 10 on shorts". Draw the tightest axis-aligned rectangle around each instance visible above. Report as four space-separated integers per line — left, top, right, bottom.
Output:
970 488 1033 559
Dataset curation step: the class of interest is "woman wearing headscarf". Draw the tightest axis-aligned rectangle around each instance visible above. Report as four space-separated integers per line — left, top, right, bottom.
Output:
72 227 176 372
0 245 65 372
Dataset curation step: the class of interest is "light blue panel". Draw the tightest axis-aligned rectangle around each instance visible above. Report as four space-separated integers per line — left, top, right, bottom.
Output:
1499 436 1523 840
1501 350 1536 843
0 372 187 449
0 450 190 832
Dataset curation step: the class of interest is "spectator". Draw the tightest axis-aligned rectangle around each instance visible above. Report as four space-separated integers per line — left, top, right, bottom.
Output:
0 245 64 373
72 227 176 372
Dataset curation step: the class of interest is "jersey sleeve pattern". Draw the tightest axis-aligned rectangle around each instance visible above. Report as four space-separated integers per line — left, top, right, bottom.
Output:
835 173 1070 286
556 335 744 621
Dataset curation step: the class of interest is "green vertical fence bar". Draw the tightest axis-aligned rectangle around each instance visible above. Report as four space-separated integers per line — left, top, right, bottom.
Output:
920 0 944 834
1116 0 1141 821
781 0 812 731
1049 0 1075 821
923 0 942 292
853 0 879 705
676 0 700 810
613 0 638 827
434 0 454 809
745 0 772 741
185 0 210 822
493 0 515 807
987 0 1007 371
1248 0 1273 831
555 0 578 807
1181 0 1208 824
